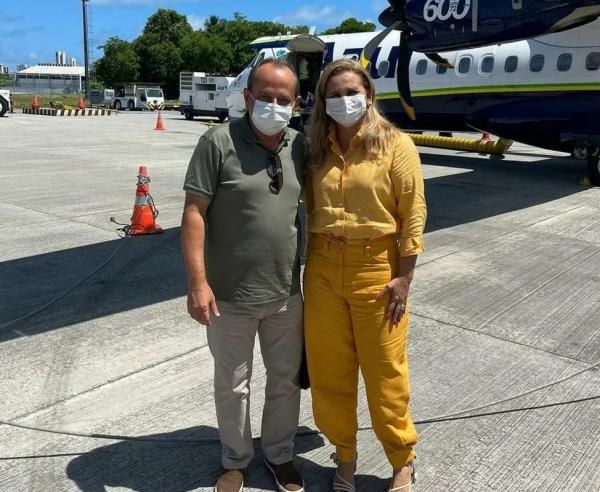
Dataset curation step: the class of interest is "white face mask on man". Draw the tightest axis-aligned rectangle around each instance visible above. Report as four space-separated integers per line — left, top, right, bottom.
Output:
325 94 368 128
250 97 293 136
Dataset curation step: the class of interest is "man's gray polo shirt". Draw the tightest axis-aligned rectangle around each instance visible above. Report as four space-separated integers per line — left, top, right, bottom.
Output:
183 116 305 304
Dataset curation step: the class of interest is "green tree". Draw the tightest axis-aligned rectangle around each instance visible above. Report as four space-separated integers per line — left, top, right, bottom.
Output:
0 73 11 87
205 13 308 73
95 37 139 87
143 8 193 45
321 18 377 35
180 32 233 74
134 37 183 97
94 9 310 97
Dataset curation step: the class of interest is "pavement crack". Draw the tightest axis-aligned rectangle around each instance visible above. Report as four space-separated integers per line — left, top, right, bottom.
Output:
0 199 116 234
4 344 208 424
411 310 597 367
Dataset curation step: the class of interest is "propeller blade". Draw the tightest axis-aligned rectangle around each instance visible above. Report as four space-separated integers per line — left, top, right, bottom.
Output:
360 21 402 69
379 1 407 27
397 31 416 121
425 53 455 69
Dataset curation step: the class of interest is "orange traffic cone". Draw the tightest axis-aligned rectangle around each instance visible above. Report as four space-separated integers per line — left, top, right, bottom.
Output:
77 95 85 110
480 132 491 142
154 110 165 131
127 166 163 235
31 94 40 110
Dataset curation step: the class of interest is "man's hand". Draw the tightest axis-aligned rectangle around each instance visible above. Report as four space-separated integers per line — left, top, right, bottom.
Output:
187 282 220 326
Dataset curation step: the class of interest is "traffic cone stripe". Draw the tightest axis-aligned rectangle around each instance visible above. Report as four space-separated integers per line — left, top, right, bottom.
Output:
134 195 152 206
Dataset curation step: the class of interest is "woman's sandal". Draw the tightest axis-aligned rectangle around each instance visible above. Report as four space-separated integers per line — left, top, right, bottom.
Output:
331 452 357 492
388 461 416 492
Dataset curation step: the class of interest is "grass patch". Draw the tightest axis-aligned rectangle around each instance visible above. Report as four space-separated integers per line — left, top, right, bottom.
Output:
11 94 85 109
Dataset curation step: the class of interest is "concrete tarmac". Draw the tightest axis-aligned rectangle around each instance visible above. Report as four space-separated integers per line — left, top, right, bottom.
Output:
1 111 599 491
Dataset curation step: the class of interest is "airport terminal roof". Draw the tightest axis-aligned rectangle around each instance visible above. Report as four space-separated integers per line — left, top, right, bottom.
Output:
17 65 85 76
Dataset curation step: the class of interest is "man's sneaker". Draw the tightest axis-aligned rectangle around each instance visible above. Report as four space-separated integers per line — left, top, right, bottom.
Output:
214 468 244 492
264 459 305 492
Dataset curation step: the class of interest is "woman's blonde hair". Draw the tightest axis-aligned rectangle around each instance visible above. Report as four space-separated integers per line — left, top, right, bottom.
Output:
306 59 398 168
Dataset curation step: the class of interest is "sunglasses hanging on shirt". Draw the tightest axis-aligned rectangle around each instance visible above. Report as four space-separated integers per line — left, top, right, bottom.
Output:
267 152 283 195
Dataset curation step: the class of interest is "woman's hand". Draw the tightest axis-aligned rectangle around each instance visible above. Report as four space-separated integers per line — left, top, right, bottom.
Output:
377 276 411 325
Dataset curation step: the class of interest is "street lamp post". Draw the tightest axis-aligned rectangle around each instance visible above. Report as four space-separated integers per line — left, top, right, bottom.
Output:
82 0 90 100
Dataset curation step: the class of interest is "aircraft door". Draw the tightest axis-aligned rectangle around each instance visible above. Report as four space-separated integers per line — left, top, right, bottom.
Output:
286 35 326 115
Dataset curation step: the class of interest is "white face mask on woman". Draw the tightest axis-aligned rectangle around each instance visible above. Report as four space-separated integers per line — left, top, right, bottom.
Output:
250 97 293 136
325 94 368 127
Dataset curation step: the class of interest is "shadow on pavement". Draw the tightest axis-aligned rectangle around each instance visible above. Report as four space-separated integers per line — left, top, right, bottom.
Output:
0 153 587 341
65 425 381 491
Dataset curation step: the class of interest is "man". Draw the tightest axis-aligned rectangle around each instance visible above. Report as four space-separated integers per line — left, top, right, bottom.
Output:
181 59 305 492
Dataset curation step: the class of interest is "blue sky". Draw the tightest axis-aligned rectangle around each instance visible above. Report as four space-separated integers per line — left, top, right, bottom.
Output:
0 0 388 69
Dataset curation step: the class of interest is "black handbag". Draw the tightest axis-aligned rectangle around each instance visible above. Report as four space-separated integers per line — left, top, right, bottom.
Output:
298 343 310 390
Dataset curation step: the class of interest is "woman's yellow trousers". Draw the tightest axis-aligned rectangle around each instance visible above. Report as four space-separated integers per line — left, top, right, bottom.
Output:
304 234 417 468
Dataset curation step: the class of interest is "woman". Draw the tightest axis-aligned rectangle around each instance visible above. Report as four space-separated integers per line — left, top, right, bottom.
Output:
303 59 426 492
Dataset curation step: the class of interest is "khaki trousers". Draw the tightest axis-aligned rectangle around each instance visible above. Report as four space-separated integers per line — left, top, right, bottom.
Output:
304 234 417 468
207 293 303 469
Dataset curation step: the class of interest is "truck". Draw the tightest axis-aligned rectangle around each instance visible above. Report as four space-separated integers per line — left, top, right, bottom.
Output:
110 83 165 111
179 72 234 122
0 90 11 117
90 88 115 107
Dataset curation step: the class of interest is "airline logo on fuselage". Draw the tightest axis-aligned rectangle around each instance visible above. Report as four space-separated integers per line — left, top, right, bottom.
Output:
323 42 400 80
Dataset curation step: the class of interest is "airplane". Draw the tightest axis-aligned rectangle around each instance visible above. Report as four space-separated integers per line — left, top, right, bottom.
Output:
363 0 600 119
225 1 600 185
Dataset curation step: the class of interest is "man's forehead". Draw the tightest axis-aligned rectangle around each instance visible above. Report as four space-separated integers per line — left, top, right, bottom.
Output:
255 85 293 94
254 66 295 85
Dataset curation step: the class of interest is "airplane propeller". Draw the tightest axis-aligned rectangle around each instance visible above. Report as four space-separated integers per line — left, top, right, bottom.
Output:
361 0 454 120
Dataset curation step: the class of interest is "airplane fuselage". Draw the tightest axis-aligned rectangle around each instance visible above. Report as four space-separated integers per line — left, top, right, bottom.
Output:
237 20 600 154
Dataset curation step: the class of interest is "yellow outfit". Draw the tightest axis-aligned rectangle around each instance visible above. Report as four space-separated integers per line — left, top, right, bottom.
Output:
304 128 426 468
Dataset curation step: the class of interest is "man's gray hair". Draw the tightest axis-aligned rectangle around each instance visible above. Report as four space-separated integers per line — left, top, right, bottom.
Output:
247 58 299 95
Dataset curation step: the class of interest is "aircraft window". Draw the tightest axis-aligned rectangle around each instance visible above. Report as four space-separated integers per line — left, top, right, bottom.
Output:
458 57 471 74
481 56 494 74
436 64 447 74
505 56 518 73
377 60 390 77
416 59 428 75
557 54 572 72
530 55 544 72
586 52 600 70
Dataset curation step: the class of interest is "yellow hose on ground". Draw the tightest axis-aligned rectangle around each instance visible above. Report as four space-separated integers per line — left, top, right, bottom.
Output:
408 133 513 156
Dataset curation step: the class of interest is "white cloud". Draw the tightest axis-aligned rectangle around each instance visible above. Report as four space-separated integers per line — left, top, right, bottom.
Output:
274 4 369 29
28 51 39 60
91 0 203 6
188 14 206 30
274 5 336 24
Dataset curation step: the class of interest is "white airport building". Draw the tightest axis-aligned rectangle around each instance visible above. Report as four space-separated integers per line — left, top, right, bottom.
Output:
15 64 85 94
12 50 84 94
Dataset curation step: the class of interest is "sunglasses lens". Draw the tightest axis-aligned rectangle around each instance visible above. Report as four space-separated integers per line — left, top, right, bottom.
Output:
267 154 282 194
269 180 280 194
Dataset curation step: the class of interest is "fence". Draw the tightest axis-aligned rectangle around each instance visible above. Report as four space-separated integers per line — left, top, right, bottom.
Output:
0 73 84 94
